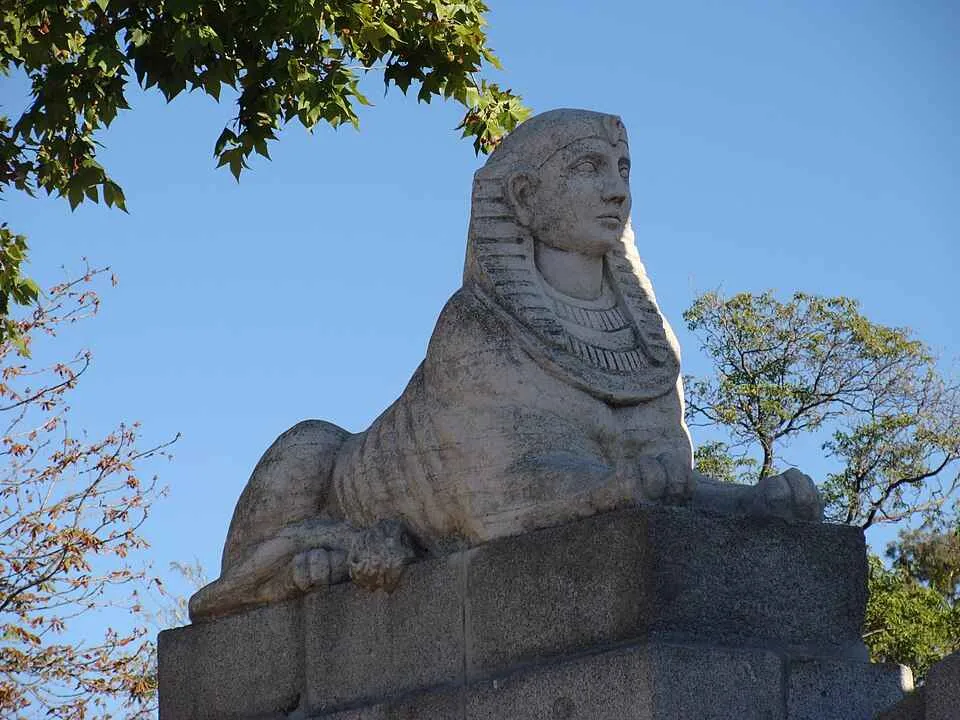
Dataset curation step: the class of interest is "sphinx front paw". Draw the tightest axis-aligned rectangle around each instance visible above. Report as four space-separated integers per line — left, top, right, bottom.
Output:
348 519 418 592
291 548 349 591
637 452 695 505
753 468 823 522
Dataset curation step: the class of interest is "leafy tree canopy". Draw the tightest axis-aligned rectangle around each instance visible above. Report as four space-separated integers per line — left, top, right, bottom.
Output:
865 553 959 681
889 524 960 604
0 0 530 341
684 290 960 529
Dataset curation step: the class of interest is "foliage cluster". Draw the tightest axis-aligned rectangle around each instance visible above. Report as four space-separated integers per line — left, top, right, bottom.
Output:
866 523 960 681
0 0 530 339
866 548 959 681
890 525 960 603
0 267 173 718
684 290 960 530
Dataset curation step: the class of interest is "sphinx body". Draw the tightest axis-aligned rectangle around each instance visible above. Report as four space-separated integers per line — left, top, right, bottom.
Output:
189 110 821 622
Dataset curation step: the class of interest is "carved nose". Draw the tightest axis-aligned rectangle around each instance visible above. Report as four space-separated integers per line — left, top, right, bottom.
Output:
602 187 627 205
602 174 628 204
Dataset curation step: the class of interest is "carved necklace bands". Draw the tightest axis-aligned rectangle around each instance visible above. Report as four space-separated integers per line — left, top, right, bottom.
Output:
539 271 646 372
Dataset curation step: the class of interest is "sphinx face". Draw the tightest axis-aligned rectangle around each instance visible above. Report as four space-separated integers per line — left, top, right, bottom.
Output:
526 137 632 257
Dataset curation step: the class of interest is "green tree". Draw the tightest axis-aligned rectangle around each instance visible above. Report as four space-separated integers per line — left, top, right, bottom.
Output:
688 439 757 485
0 0 529 340
870 522 960 681
865 553 959 681
888 523 960 603
684 290 960 529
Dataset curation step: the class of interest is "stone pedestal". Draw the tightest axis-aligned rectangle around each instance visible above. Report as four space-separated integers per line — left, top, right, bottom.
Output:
158 506 912 719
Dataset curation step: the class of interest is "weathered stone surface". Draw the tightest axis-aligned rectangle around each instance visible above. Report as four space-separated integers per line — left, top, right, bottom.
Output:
303 553 465 714
466 646 654 719
157 599 301 720
308 643 928 720
876 688 925 720
161 505 878 719
644 644 784 720
465 508 649 677
641 507 868 657
189 109 822 623
786 658 912 720
467 505 867 676
161 504 888 719
314 687 464 720
926 650 960 720
314 642 783 720
468 643 782 719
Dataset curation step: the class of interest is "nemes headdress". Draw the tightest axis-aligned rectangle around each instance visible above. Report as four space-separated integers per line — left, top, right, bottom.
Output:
489 110 628 170
463 109 681 405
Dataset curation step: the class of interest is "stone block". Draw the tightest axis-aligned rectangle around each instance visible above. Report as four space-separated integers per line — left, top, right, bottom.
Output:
465 508 650 677
786 658 912 720
642 507 867 656
646 644 784 720
466 647 651 719
876 688 925 720
158 599 301 720
466 506 868 676
314 688 464 719
926 650 960 720
159 505 888 719
466 642 783 720
303 553 465 714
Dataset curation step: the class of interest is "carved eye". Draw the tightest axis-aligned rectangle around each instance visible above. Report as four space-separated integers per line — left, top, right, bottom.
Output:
572 159 598 173
619 161 630 180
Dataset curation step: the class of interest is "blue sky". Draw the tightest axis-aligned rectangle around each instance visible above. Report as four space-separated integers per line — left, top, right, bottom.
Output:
3 0 958 607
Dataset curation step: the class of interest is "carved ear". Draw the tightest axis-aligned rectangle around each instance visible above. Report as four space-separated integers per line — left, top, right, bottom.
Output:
505 171 538 227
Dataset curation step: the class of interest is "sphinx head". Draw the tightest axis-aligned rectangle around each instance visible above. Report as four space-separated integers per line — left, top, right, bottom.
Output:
487 109 631 257
464 109 681 403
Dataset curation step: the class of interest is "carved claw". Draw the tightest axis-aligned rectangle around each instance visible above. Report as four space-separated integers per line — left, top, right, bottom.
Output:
347 519 418 592
658 451 696 505
754 468 823 522
637 452 695 505
287 519 418 594
637 456 666 501
291 548 348 591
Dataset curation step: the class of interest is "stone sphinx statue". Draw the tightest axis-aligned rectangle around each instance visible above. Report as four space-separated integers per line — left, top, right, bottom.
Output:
189 109 822 622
